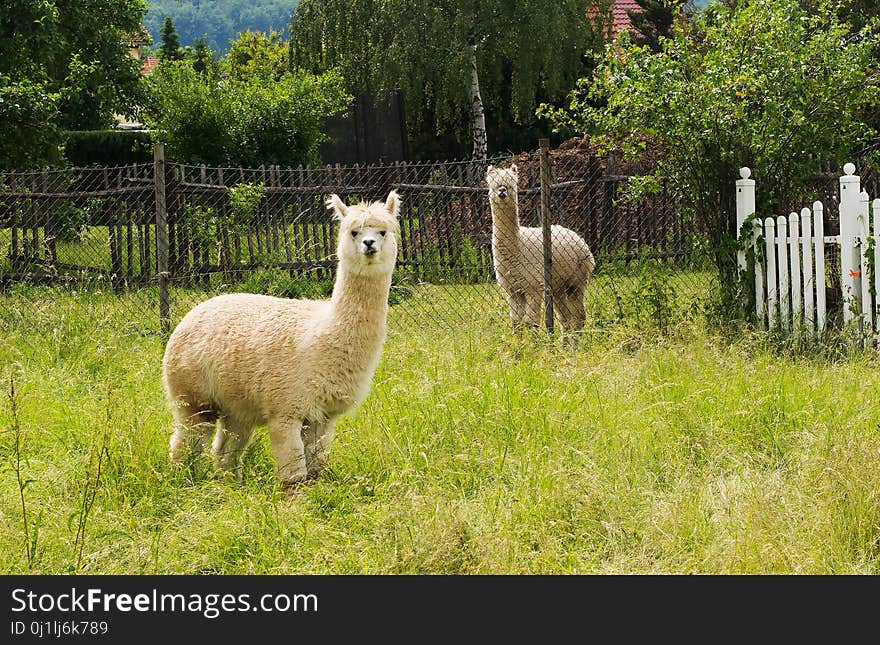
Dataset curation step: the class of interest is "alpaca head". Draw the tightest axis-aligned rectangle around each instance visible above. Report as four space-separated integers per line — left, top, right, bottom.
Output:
486 164 519 204
327 190 401 276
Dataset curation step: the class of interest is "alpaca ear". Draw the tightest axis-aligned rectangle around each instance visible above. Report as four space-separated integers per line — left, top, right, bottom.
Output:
510 164 518 173
385 190 401 217
326 194 347 220
487 164 494 173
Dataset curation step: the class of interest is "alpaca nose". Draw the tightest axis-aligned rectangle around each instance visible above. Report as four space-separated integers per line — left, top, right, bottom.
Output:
498 187 508 198
363 238 377 255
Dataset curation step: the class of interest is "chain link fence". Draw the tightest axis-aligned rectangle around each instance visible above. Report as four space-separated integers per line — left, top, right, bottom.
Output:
0 142 716 341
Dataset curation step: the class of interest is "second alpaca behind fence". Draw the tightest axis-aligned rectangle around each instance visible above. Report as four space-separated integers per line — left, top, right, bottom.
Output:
162 191 401 486
487 164 596 346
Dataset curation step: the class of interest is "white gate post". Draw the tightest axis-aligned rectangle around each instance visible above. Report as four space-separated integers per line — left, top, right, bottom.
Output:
839 163 862 323
754 217 765 328
858 190 872 332
814 201 827 335
736 167 756 276
874 198 880 333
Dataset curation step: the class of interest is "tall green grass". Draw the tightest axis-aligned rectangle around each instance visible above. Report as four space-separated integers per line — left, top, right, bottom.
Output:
2 286 879 574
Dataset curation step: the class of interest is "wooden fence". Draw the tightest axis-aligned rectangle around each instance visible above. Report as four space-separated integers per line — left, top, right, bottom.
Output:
1 144 692 331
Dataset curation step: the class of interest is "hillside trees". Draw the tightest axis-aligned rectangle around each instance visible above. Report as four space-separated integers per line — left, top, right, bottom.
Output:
290 0 609 160
541 0 880 296
144 0 297 54
0 0 147 168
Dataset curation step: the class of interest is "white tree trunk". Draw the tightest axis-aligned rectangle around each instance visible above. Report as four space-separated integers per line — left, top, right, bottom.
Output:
468 38 487 162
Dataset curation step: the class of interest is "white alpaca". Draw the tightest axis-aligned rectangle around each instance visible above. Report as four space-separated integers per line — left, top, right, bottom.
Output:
162 190 401 486
486 164 595 345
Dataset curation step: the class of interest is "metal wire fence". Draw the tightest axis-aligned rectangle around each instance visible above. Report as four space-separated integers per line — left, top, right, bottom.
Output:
0 142 716 341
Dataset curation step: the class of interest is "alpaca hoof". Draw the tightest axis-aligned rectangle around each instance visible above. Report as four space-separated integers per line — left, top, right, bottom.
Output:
280 478 308 496
213 468 242 483
278 467 308 488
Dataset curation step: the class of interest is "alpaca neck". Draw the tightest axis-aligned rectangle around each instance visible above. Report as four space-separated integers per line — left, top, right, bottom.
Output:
329 266 391 343
490 197 521 254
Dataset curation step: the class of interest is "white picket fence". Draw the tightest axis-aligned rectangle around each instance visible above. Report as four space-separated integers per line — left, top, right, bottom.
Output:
736 163 880 336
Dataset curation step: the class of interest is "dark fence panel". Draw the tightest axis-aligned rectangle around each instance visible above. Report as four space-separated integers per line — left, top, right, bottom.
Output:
319 90 409 165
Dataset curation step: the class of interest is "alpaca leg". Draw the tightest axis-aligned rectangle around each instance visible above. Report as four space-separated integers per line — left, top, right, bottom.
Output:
523 294 542 329
507 292 527 330
557 288 586 349
212 415 255 481
267 417 308 486
168 396 219 463
303 415 339 479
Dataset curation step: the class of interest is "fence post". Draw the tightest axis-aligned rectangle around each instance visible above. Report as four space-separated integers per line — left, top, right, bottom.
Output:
800 207 814 336
839 163 861 324
539 138 554 334
764 217 778 330
776 214 790 331
874 197 880 334
814 201 827 335
735 167 755 275
154 143 170 334
858 189 872 334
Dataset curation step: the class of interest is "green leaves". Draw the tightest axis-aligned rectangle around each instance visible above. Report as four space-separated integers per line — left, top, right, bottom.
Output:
0 0 148 167
544 0 880 252
290 0 605 156
145 62 350 166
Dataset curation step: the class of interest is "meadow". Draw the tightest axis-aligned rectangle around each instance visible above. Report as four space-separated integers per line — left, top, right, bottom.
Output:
2 280 880 574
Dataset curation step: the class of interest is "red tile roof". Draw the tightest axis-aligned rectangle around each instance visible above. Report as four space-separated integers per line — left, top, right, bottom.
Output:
141 56 158 76
612 0 642 33
127 27 153 47
588 0 644 37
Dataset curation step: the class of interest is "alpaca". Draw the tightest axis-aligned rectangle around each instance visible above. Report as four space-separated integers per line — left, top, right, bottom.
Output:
162 190 401 486
486 164 595 345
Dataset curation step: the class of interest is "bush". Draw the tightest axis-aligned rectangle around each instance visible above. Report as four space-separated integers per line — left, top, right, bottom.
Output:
144 62 350 166
63 130 153 166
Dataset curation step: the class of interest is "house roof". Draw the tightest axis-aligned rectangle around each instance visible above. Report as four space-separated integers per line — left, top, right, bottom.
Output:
127 27 153 47
141 56 158 76
612 0 642 33
588 0 643 37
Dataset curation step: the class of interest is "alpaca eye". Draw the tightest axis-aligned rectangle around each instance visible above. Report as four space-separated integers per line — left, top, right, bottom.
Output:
350 230 358 238
379 231 386 237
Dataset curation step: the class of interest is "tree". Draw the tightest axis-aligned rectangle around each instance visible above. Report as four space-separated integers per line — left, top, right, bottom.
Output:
541 0 880 301
290 0 608 160
225 29 289 81
626 0 690 51
159 16 183 61
145 61 350 166
190 37 216 76
0 0 147 167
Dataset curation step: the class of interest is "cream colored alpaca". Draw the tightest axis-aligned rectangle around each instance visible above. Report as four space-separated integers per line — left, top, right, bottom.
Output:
162 191 401 486
487 164 595 346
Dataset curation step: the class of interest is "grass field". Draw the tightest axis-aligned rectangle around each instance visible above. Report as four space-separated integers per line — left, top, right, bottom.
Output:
2 281 880 574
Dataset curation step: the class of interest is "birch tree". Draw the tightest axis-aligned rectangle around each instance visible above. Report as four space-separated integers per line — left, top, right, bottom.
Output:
290 0 607 160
